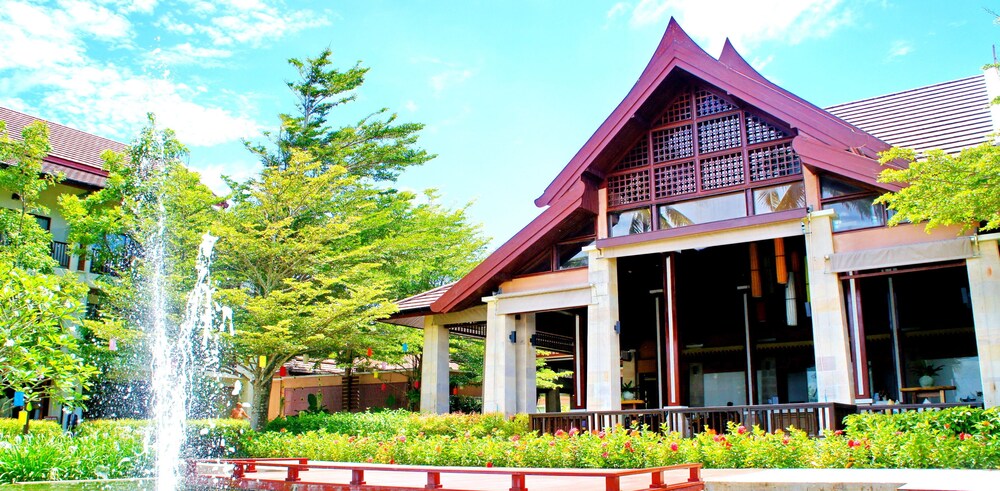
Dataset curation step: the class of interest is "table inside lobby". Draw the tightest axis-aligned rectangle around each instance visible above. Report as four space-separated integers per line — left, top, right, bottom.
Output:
900 386 956 404
622 399 645 410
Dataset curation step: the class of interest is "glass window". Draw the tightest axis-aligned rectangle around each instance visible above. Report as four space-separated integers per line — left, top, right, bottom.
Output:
820 176 868 199
32 214 51 231
658 193 746 229
556 240 594 270
824 197 886 232
519 250 551 275
753 181 806 214
609 207 652 237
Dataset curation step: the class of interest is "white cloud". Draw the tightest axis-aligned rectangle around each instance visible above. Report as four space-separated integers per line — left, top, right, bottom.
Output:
166 0 331 47
404 100 419 112
430 69 474 95
189 161 260 195
621 0 852 54
887 40 913 60
145 43 233 67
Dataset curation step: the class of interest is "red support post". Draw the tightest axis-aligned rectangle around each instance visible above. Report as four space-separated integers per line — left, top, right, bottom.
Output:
247 462 257 473
232 463 245 479
510 473 527 491
351 469 366 486
299 458 310 471
285 466 301 482
426 471 443 489
185 461 198 479
688 465 701 482
605 475 621 491
650 469 665 488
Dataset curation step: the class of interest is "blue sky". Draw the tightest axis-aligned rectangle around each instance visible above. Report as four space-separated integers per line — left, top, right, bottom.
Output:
1 0 997 248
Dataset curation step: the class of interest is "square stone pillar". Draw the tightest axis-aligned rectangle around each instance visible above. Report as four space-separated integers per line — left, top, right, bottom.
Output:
586 249 622 410
968 240 1000 408
483 298 517 415
515 313 537 414
803 210 856 403
420 317 450 414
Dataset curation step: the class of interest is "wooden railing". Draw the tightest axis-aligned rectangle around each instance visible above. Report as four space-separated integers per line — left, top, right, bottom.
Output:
529 402 967 437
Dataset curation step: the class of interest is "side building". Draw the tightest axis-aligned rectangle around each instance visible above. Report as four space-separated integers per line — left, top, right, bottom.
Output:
387 19 1000 423
1 106 125 421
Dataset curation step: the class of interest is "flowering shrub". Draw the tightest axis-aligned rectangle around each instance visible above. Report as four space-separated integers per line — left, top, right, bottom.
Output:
264 410 529 438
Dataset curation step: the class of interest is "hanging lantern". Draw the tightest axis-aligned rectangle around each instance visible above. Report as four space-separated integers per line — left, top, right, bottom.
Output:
749 242 763 298
279 366 288 377
17 410 26 425
381 383 387 391
413 380 420 389
452 386 458 395
373 370 379 379
366 347 373 357
402 343 408 353
13 391 24 407
109 338 118 351
774 238 788 285
258 355 267 368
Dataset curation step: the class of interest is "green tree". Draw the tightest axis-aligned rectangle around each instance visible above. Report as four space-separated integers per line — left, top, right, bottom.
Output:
225 49 486 425
877 144 1000 232
0 119 110 432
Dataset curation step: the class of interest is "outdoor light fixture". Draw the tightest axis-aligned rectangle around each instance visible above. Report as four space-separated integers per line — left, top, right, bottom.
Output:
508 330 516 344
529 334 537 346
614 321 621 334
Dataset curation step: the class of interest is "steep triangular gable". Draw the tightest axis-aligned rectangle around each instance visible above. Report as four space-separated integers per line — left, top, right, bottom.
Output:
536 18 894 208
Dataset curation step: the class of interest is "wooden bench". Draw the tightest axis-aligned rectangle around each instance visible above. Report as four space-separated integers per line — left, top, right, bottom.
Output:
191 458 704 491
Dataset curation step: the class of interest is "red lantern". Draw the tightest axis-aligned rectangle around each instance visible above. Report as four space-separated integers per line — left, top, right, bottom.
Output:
413 380 420 389
381 383 387 391
452 386 458 395
366 347 373 357
279 366 288 377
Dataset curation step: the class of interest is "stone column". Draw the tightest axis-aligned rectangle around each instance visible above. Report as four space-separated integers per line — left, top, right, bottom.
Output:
968 240 1000 408
420 317 450 414
803 210 856 403
515 313 537 414
585 248 622 410
482 298 517 415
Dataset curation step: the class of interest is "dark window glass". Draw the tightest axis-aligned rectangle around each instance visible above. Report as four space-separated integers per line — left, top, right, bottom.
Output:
556 240 594 270
32 214 51 231
824 197 886 232
658 193 747 229
520 250 552 275
753 181 806 214
820 176 868 199
563 220 595 240
610 208 652 237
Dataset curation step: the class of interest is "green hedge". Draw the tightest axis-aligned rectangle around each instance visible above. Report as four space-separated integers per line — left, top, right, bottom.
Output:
264 410 529 438
0 419 63 438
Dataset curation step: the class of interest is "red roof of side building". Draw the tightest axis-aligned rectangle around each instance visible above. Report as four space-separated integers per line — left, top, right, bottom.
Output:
1 106 125 188
826 75 995 156
394 282 455 316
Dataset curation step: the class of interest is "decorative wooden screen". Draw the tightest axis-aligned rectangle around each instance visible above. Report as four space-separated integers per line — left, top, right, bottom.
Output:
651 125 694 162
607 169 650 206
604 84 804 230
654 161 696 198
446 321 487 339
615 139 649 171
749 142 800 181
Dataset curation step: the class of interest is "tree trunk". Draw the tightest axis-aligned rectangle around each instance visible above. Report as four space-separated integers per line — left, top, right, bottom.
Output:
251 377 272 431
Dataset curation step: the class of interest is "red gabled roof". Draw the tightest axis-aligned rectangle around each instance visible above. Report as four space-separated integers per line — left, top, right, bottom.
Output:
536 18 892 208
1 106 123 188
393 282 455 317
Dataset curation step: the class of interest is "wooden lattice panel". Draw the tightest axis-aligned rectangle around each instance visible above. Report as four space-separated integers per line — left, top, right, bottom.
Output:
697 114 742 154
745 114 789 144
700 152 745 190
749 143 801 182
654 161 696 198
615 138 649 171
695 89 736 117
651 124 694 163
659 91 692 125
607 169 651 206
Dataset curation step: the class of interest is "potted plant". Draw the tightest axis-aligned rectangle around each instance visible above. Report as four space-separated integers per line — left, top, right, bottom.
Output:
911 362 943 388
621 380 636 400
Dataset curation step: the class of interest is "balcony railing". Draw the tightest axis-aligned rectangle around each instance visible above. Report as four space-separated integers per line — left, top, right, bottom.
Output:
529 401 981 437
50 241 71 269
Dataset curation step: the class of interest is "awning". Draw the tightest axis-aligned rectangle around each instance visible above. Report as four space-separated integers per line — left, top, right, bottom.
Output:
828 237 975 273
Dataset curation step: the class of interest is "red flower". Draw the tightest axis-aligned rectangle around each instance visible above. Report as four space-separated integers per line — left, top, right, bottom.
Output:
486 462 493 468
601 452 609 458
398 435 406 443
833 430 843 436
669 442 679 452
782 437 790 445
624 441 634 453
847 439 858 448
569 427 580 437
510 435 520 442
959 433 972 441
348 436 355 443
554 429 567 438
944 423 950 429
548 441 556 447
737 425 747 435
389 459 395 465
598 431 606 439
713 435 726 443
